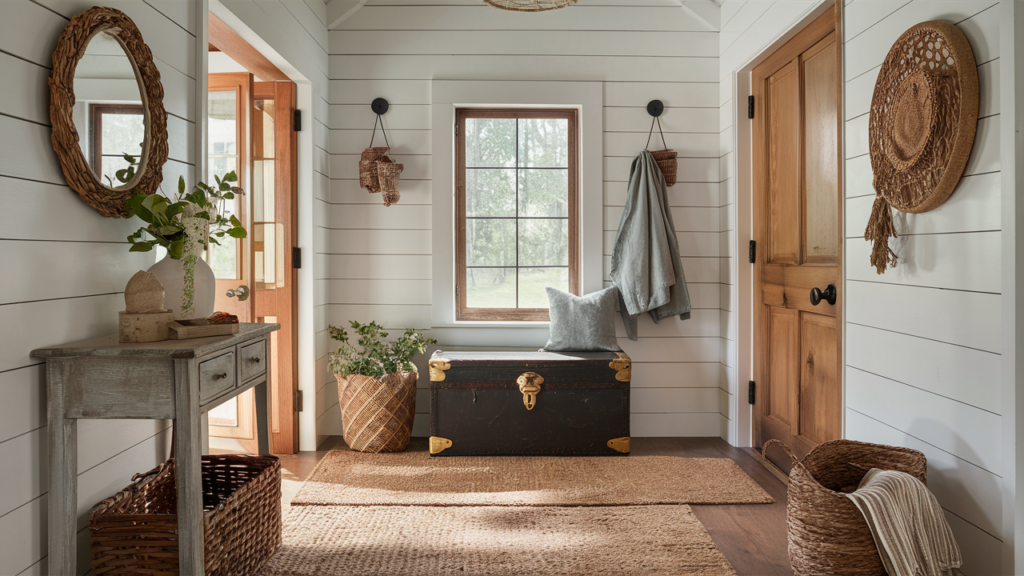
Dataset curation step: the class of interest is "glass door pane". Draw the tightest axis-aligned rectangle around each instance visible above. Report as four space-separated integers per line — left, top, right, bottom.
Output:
207 89 242 280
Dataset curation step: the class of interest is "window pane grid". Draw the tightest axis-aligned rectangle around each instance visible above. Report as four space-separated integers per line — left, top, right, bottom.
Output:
459 111 575 319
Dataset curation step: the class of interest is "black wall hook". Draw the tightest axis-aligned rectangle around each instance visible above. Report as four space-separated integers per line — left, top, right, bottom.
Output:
371 97 389 115
647 100 664 117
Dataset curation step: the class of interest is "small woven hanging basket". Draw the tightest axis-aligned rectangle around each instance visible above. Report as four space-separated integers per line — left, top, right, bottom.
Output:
763 439 927 576
361 146 390 162
359 148 390 193
337 372 417 452
483 0 577 12
377 158 404 207
651 149 678 186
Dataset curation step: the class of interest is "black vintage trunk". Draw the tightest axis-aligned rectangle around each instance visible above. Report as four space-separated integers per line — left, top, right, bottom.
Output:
428 351 631 456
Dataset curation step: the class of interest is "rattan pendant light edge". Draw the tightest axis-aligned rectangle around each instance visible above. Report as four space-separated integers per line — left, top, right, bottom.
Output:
483 0 578 12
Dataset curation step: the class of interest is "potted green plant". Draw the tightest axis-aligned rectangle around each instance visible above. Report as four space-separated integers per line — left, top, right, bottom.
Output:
329 321 436 452
113 154 247 319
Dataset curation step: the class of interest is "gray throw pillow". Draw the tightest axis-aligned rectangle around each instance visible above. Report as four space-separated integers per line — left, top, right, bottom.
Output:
543 286 621 352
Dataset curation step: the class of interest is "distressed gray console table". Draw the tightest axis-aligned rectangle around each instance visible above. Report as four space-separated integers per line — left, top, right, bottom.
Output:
31 322 280 576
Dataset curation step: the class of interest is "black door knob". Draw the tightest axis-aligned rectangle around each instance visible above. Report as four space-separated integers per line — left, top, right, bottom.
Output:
810 284 837 306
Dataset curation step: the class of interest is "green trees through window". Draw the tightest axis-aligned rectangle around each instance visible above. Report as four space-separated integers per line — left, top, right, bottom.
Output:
457 109 579 320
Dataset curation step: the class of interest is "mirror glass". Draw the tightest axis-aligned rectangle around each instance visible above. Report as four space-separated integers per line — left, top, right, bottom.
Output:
72 30 147 190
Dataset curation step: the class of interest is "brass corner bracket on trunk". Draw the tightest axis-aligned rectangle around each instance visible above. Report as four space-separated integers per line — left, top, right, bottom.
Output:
607 437 631 453
429 436 453 454
429 357 450 382
609 352 631 382
517 372 543 410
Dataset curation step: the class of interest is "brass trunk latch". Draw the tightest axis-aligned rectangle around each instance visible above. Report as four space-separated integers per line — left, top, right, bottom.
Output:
517 372 544 410
429 357 451 382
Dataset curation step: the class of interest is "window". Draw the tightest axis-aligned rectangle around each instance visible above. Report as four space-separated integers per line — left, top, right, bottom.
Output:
89 104 144 186
455 109 579 321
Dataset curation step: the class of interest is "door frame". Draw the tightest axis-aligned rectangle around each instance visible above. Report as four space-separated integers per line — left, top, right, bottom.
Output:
724 0 842 448
202 13 302 455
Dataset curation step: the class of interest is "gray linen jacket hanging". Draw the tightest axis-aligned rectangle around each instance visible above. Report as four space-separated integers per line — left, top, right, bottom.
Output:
609 150 691 340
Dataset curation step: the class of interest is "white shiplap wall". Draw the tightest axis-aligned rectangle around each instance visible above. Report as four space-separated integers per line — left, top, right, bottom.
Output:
842 3 1003 574
720 1 1007 573
320 1 725 440
0 1 200 574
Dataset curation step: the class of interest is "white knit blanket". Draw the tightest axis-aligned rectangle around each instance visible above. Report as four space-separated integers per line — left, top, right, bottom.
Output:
845 468 962 576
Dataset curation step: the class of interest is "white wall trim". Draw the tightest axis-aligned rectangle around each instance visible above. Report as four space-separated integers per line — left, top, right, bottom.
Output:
725 0 831 447
429 80 603 328
999 0 1020 572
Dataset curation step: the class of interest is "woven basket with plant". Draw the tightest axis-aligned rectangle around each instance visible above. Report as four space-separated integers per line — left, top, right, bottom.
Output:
329 321 436 453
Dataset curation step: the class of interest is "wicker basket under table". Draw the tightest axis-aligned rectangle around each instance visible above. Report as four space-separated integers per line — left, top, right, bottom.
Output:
89 454 282 576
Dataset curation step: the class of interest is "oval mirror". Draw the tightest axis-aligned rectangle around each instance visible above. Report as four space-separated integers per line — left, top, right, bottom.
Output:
50 7 169 217
73 31 147 191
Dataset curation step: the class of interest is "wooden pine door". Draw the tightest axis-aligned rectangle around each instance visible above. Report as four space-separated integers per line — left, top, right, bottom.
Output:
206 74 299 454
753 6 842 466
251 80 299 454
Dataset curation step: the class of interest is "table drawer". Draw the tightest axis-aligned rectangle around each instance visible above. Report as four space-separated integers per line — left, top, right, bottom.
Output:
240 339 267 382
199 352 236 404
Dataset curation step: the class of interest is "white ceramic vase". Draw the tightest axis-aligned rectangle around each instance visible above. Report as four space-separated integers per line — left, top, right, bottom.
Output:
148 254 216 320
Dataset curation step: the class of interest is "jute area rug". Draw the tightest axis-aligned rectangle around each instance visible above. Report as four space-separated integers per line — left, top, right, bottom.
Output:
261 504 737 576
291 450 774 506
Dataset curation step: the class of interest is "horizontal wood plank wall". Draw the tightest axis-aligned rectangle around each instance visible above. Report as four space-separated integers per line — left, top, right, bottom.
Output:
216 0 331 450
717 0 823 445
840 2 1003 574
0 1 200 574
320 3 723 440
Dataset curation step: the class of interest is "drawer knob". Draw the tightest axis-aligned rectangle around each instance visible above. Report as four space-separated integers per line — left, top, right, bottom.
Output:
249 357 261 363
213 372 228 380
516 372 544 411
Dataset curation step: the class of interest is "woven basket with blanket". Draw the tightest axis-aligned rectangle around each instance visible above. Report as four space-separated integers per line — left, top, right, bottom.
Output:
763 439 927 576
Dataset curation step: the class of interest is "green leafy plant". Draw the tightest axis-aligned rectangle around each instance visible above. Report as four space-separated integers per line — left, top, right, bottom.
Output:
114 154 247 316
328 321 436 378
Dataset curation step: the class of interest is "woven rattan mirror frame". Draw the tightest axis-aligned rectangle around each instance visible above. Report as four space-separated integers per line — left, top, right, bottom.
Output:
49 7 169 218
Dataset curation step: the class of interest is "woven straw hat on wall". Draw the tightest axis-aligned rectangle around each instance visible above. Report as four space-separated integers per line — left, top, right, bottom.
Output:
865 20 979 274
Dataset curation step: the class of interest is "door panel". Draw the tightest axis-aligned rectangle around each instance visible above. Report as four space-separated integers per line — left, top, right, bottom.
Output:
799 313 839 445
803 34 839 264
767 60 801 265
753 6 842 463
767 307 799 430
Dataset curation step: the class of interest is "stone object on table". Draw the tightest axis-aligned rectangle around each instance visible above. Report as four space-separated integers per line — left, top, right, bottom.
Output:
124 270 166 313
119 270 173 343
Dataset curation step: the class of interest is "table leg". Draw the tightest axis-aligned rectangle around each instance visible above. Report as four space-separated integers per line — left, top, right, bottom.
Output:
173 359 204 575
254 379 270 455
47 359 77 576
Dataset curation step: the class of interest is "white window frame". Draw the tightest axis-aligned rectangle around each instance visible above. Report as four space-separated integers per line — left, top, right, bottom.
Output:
431 80 604 327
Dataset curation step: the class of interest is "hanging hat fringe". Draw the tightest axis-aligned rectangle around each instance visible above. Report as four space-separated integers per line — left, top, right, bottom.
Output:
864 195 898 274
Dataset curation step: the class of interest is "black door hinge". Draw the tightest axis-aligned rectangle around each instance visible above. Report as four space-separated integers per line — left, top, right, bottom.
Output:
292 247 302 269
455 124 459 136
748 381 756 405
293 109 301 132
748 95 755 119
296 390 304 412
749 240 756 264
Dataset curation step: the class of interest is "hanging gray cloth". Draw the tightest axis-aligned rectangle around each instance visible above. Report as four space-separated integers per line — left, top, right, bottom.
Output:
610 150 691 341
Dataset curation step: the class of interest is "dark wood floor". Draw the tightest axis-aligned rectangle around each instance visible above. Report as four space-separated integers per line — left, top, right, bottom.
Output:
274 436 792 576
